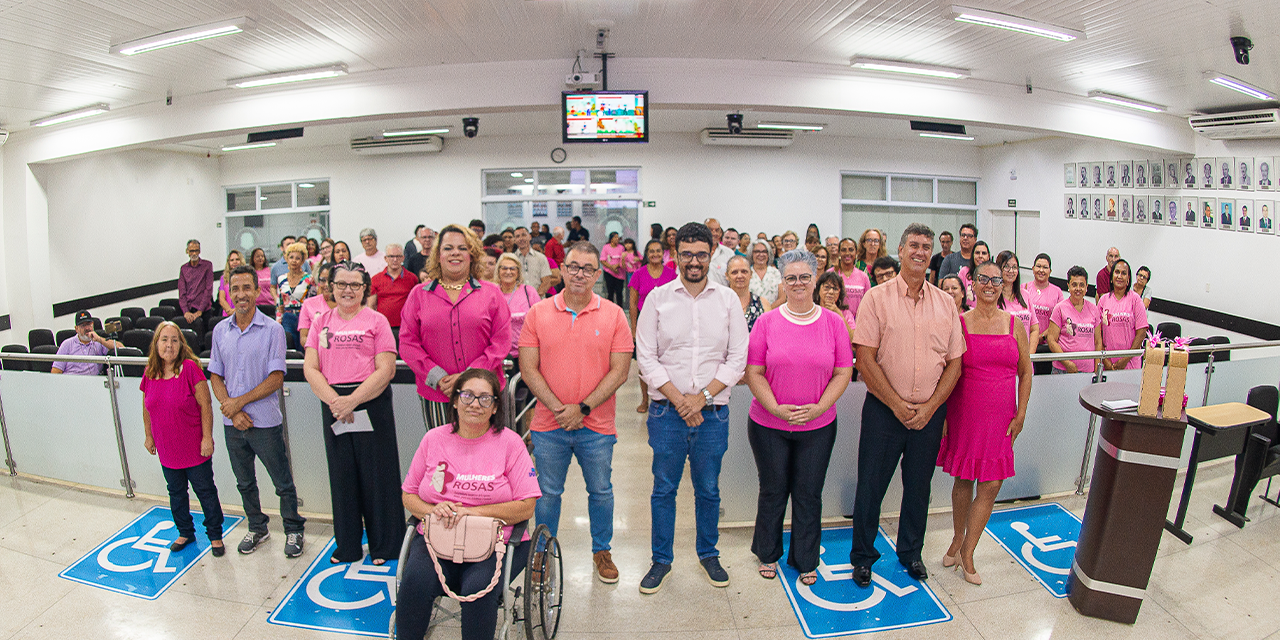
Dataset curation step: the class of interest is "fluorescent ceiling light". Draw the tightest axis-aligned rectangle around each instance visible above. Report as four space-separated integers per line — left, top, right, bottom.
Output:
510 173 524 177
298 183 315 188
383 127 450 137
951 6 1084 42
31 103 110 127
756 122 825 131
1204 72 1275 100
1087 91 1166 113
229 64 348 89
111 17 250 55
524 178 534 183
919 132 974 141
221 142 277 151
851 57 970 79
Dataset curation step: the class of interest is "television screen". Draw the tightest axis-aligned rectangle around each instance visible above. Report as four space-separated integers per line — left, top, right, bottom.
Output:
562 91 648 143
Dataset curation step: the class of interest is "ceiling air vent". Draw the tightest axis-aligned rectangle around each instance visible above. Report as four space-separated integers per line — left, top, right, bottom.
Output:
699 128 794 147
350 134 444 155
1188 109 1280 140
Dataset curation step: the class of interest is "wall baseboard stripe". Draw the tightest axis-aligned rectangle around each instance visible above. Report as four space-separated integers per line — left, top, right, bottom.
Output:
50 271 223 318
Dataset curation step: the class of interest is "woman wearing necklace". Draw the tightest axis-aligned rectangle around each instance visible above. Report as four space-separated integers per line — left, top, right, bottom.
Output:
747 240 782 306
275 241 312 349
726 254 770 332
744 250 853 586
628 239 678 413
937 260 1032 586
832 238 872 320
400 224 513 431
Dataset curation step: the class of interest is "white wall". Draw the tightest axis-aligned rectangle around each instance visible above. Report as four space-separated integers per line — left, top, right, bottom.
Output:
979 136 1280 330
35 149 223 307
218 131 981 247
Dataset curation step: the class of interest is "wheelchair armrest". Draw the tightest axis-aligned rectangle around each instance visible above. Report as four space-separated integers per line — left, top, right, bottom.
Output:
506 520 529 547
407 515 421 527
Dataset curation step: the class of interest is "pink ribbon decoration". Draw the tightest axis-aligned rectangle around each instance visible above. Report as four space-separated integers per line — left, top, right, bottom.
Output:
1171 336 1192 351
1145 329 1164 349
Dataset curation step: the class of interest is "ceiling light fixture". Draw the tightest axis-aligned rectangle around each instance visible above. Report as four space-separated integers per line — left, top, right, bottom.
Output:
1204 72 1275 100
229 64 348 89
851 57 971 79
31 103 111 127
510 173 524 177
110 17 251 55
221 142 277 151
756 122 826 131
383 127 450 137
298 183 315 188
919 132 975 141
1086 91 1166 113
951 6 1084 42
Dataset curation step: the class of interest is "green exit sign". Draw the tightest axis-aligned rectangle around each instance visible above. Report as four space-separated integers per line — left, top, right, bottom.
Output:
1008 199 1016 207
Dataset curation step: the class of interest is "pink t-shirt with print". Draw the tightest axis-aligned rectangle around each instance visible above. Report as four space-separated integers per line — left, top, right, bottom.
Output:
305 306 397 384
298 294 334 332
1049 299 1100 372
1022 281 1064 341
1097 291 1149 370
402 426 542 541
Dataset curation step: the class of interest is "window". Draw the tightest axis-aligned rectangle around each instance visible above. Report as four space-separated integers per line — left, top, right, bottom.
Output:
840 172 978 248
223 179 330 261
480 168 641 249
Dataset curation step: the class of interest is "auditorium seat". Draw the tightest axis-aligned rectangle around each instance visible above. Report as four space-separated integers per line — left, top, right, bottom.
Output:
134 316 164 331
121 329 154 352
120 307 146 323
1187 337 1211 364
202 331 217 353
181 329 200 351
1156 322 1182 341
1207 336 1231 362
27 329 55 350
115 347 146 377
159 298 181 310
102 316 132 334
285 349 305 381
257 304 276 318
1 345 30 371
29 345 59 373
55 329 76 345
149 305 178 320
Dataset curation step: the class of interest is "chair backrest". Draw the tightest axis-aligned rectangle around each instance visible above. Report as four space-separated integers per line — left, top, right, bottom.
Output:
121 329 155 352
1156 322 1182 340
1247 385 1279 445
202 330 217 352
120 307 146 322
28 344 59 373
55 329 77 345
181 329 199 351
1187 337 1211 364
1206 335 1231 362
284 349 305 381
150 305 178 320
1 344 29 371
115 346 146 377
28 329 56 349
257 304 277 318
102 316 133 333
159 298 181 310
134 316 165 331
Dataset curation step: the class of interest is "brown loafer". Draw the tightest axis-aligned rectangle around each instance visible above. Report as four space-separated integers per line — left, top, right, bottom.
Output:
593 550 619 584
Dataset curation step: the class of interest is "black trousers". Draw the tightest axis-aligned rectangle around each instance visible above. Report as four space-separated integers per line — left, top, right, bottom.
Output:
321 385 403 561
849 392 946 567
748 418 837 573
603 272 625 307
396 530 529 640
162 458 224 541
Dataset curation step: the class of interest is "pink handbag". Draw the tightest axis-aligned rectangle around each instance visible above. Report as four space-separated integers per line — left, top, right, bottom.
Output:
422 515 509 602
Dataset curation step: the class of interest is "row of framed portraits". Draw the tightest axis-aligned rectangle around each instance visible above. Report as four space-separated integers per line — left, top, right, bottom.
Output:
1065 159 1277 191
1064 194 1275 233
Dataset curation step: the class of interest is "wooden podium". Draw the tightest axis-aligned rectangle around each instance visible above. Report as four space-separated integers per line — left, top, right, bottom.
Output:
1071 382 1187 624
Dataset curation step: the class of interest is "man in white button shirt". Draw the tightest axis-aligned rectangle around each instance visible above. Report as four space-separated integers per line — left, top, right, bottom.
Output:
513 226 556 296
703 218 735 286
635 222 749 594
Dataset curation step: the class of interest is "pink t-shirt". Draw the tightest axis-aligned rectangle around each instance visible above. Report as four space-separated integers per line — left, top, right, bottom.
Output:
623 251 642 274
140 361 210 470
255 268 275 305
837 268 872 320
1022 281 1064 341
628 264 678 314
1000 295 1038 342
1049 299 1100 372
747 308 854 432
402 426 542 542
1097 291 1149 369
305 306 397 384
298 294 334 333
600 242 627 279
503 285 540 358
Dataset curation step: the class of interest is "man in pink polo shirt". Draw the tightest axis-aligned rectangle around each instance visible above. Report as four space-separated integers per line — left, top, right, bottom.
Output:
849 222 965 586
519 241 633 585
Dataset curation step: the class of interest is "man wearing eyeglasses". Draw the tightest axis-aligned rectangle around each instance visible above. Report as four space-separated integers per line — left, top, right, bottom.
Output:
513 226 556 296
635 222 749 595
519 242 634 585
937 223 977 281
849 222 965 586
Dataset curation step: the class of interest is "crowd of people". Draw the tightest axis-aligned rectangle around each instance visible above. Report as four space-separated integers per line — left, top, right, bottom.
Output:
41 215 1163 640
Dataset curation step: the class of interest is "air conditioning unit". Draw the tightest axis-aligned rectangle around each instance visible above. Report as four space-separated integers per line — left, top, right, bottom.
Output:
350 134 443 155
699 128 794 148
1188 109 1280 140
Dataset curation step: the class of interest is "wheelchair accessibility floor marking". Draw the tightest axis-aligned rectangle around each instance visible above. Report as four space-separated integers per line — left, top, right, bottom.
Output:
778 527 951 638
983 502 1081 598
268 536 399 637
59 506 244 600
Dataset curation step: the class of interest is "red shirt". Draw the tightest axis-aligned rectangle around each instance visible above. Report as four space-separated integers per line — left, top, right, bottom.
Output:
544 237 566 266
370 267 419 327
1095 266 1112 297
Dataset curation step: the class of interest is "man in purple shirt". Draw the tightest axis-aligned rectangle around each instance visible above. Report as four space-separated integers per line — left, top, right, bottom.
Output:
209 265 304 557
178 239 215 326
52 311 121 375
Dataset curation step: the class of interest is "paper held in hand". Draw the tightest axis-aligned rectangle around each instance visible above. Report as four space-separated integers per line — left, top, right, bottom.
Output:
331 410 374 435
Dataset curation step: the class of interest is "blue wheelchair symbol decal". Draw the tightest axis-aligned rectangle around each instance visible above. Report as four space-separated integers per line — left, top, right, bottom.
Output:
269 536 399 637
779 527 951 638
60 506 243 600
984 502 1081 597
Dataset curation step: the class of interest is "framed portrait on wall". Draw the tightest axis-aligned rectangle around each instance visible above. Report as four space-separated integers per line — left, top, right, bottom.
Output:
1065 194 1077 219
1237 199 1253 232
1181 159 1197 188
1151 197 1164 224
1166 197 1181 227
1183 198 1198 226
1088 163 1101 189
1092 194 1106 220
1200 197 1216 228
1197 158 1214 189
1079 163 1090 189
1256 200 1274 234
1118 194 1133 222
1134 196 1148 223
1065 163 1078 188
1218 199 1234 230
1258 158 1274 190
1236 158 1254 191
1104 162 1118 188
1105 194 1119 221
1150 160 1164 188
1135 161 1148 188
1217 158 1235 189
1119 161 1133 188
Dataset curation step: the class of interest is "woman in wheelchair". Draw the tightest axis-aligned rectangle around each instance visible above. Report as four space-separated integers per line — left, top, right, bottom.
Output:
398 368 542 640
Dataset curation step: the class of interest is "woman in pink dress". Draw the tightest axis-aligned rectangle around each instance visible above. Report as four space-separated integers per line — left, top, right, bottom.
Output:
937 261 1032 586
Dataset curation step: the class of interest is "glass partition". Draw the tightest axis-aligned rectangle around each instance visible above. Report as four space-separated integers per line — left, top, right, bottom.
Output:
1 371 125 492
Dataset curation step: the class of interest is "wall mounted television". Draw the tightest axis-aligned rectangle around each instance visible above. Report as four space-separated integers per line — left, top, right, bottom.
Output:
562 90 648 143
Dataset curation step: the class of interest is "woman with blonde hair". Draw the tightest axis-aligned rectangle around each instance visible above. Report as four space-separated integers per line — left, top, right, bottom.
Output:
141 321 225 556
400 224 512 429
274 241 312 348
854 229 887 273
217 250 245 316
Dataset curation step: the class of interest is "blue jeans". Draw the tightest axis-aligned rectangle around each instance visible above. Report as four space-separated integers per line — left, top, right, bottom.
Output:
162 459 224 541
530 428 617 553
648 401 730 565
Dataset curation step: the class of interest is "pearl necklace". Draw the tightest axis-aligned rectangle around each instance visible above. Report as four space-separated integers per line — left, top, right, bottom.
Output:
782 302 819 321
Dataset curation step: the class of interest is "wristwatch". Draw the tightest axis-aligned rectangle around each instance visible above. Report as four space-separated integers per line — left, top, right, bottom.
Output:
701 387 714 404
579 402 592 416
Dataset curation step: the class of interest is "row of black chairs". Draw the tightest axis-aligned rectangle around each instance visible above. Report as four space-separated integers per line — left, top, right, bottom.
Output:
27 302 283 353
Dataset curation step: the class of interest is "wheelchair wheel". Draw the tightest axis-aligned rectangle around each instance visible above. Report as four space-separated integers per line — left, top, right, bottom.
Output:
523 524 563 640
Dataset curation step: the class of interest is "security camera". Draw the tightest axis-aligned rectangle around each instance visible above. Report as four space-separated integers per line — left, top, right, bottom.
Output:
726 113 743 135
1231 36 1253 65
462 117 479 138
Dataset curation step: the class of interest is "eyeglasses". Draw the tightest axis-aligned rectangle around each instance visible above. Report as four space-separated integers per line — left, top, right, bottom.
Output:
458 390 496 408
752 249 769 254
960 233 976 239
782 273 814 285
332 281 366 290
385 254 404 259
678 252 711 263
975 275 1004 286
1001 264 1019 273
563 263 599 276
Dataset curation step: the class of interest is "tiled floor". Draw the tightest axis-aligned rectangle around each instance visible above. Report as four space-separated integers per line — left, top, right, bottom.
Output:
3 365 1280 639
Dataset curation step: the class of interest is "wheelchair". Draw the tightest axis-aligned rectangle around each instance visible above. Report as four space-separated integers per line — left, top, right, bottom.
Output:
390 516 563 640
